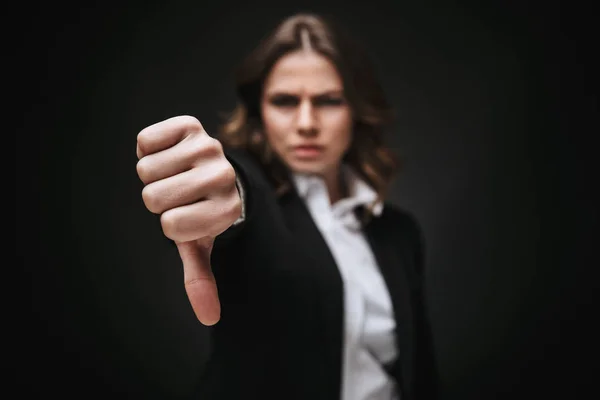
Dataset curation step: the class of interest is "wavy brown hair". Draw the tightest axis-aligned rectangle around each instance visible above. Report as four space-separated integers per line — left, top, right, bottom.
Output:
218 13 399 208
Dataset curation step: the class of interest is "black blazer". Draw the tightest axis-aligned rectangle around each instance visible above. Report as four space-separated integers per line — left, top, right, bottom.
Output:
189 149 439 400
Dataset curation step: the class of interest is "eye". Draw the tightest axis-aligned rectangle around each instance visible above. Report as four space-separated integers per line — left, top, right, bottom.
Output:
313 96 345 107
269 95 299 107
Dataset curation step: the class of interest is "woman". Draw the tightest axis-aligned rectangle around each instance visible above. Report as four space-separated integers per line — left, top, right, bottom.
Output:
135 12 439 400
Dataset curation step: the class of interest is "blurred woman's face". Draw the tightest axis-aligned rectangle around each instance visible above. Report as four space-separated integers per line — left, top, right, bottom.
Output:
261 50 353 179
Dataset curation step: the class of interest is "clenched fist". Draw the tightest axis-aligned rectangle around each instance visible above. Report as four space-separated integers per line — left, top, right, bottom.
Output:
136 115 243 326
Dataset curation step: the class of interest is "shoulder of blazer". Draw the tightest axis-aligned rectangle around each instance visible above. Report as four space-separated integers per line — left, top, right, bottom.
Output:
379 203 423 242
378 203 427 276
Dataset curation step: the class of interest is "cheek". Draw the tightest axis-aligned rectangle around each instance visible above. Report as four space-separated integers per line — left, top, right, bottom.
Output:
322 109 353 148
261 107 291 146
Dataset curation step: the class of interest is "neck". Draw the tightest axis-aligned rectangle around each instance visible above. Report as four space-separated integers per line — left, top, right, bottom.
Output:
323 167 346 205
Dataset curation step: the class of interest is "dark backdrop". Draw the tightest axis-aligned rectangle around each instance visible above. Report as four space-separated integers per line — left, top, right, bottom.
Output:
20 0 597 399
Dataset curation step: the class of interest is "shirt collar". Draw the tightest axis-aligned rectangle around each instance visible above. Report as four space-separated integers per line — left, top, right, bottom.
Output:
292 165 384 217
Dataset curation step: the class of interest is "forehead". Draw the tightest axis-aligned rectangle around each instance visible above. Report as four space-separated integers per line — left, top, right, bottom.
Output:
263 50 344 94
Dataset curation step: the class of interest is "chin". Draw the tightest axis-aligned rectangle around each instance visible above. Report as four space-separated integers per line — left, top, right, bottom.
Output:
286 159 331 176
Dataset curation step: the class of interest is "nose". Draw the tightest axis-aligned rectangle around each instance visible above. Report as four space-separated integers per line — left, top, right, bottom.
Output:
297 99 318 137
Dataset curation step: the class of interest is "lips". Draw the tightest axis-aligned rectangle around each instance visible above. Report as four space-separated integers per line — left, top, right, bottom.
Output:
292 144 324 158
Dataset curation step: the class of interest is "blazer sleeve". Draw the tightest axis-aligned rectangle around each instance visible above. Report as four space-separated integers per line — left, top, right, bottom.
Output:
408 213 442 399
213 148 270 242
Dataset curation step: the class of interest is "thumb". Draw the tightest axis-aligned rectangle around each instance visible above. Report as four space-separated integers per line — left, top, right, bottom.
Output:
176 237 220 326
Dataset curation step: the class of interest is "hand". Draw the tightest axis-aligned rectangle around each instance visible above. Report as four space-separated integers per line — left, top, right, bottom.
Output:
136 115 242 325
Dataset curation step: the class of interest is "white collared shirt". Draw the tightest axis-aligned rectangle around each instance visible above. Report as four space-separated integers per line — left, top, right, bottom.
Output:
292 166 399 400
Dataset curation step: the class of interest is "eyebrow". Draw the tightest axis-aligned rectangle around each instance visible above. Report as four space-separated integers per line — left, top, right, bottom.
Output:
265 89 344 97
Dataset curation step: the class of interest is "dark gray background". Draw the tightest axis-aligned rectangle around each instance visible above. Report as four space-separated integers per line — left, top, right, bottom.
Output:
21 0 597 399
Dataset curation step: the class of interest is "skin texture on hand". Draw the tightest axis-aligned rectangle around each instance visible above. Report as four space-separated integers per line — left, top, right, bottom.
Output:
136 115 242 325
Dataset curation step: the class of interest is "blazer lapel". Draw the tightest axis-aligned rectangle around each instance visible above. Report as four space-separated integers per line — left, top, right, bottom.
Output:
364 213 415 393
277 191 415 396
278 190 345 393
